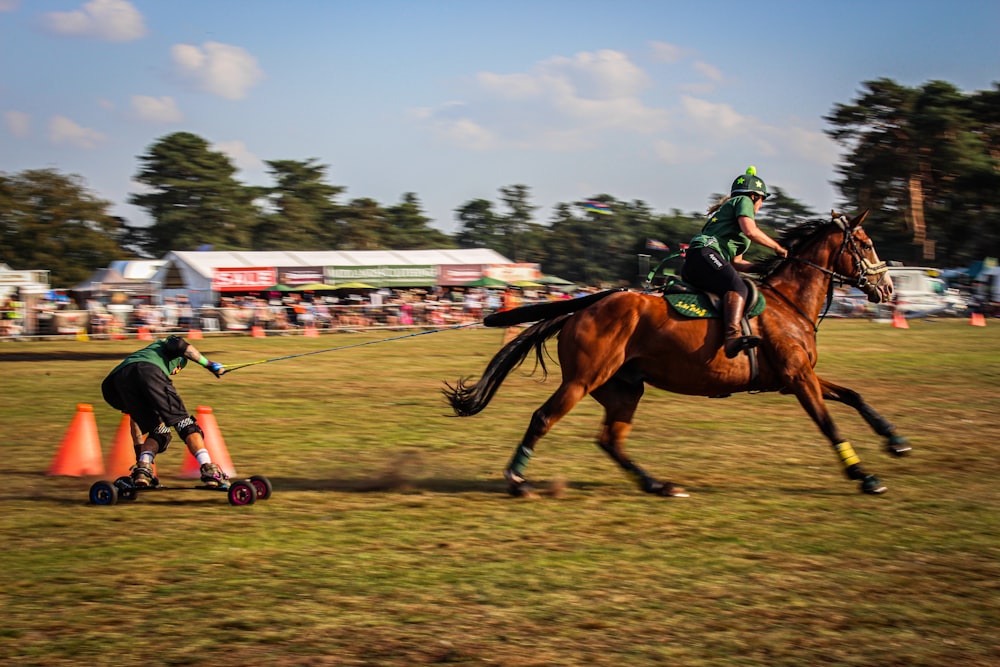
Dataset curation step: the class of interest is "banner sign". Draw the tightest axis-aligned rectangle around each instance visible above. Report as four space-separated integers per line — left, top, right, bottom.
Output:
437 264 484 286
278 266 325 285
212 267 277 292
0 269 48 285
324 265 437 287
484 263 541 283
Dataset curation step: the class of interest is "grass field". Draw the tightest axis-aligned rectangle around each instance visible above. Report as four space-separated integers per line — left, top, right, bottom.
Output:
2 320 999 666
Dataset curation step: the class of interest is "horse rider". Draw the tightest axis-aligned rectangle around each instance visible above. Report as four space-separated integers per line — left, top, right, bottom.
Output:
101 334 228 488
681 166 788 358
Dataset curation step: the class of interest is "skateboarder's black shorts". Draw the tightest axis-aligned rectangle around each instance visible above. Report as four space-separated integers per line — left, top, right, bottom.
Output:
101 362 191 435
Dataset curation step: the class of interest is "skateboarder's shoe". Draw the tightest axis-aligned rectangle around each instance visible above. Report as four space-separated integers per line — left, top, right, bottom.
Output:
200 462 229 488
131 461 155 488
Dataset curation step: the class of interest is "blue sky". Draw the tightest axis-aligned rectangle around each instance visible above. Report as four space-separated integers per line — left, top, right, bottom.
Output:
2 0 998 236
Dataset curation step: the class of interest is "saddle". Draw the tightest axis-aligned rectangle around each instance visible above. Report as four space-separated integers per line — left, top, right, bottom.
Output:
659 277 765 393
660 277 765 320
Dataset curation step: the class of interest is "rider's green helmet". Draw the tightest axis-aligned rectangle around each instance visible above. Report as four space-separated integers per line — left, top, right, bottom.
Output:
730 165 769 199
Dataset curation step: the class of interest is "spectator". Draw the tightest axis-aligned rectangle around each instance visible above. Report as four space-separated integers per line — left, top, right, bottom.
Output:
161 297 178 330
2 296 24 338
87 298 114 336
313 299 333 329
176 294 195 330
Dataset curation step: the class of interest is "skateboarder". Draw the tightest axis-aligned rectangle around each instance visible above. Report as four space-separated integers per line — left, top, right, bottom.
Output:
101 335 228 488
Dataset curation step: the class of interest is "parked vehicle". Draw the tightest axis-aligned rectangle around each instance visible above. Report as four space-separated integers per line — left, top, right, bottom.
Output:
889 266 969 317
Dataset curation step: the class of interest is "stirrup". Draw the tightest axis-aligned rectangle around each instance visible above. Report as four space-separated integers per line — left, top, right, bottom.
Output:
724 335 760 358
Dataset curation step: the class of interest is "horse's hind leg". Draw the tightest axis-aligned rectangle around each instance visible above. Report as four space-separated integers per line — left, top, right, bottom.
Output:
817 377 911 456
504 381 588 496
591 376 688 497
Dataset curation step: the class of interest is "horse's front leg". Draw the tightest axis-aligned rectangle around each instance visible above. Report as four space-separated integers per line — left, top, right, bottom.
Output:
818 377 911 457
591 378 688 497
787 372 887 494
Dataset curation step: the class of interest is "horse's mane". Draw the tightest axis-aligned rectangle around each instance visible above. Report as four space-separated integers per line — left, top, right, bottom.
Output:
753 215 837 280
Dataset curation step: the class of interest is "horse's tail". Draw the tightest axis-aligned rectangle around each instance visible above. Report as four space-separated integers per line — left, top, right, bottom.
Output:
483 288 626 327
443 313 574 417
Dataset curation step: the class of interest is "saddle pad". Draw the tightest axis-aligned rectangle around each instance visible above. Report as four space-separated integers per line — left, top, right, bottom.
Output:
665 291 766 319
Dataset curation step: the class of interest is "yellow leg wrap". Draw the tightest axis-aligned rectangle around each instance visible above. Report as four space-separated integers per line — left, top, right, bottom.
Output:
835 441 861 467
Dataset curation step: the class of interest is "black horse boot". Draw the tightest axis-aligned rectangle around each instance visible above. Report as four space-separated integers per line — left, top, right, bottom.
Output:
723 292 760 358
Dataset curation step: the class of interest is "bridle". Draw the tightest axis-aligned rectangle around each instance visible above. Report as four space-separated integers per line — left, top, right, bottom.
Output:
791 215 889 290
761 215 889 330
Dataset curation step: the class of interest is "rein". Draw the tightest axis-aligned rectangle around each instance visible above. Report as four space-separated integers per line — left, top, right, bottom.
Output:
760 215 889 331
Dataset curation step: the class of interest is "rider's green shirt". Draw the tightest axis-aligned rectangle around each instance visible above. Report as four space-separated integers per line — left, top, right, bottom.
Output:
109 337 188 377
690 195 755 262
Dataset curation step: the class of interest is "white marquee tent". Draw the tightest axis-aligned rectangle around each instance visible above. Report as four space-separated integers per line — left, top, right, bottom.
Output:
153 248 518 307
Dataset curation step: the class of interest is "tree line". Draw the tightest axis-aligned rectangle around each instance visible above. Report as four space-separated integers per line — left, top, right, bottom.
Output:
2 78 998 287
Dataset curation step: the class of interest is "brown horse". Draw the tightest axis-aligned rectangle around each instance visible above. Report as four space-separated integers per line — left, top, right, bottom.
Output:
444 210 910 497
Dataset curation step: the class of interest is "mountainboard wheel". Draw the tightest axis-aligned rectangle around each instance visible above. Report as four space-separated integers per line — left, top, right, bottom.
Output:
249 475 272 501
227 479 257 506
89 480 118 506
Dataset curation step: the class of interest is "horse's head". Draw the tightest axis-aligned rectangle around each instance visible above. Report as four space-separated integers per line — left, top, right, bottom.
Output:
830 210 894 304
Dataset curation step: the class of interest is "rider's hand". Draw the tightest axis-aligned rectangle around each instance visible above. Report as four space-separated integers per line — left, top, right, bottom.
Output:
774 245 789 258
206 361 225 377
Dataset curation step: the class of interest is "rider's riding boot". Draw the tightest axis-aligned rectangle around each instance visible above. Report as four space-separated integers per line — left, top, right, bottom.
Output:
200 462 229 488
131 460 155 488
723 292 760 359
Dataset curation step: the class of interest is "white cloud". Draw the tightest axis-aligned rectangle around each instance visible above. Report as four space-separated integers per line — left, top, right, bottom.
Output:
0 0 20 12
41 0 146 42
419 49 669 152
438 119 500 152
650 41 692 64
693 61 724 83
49 115 106 149
680 96 751 136
658 96 836 170
171 42 263 100
130 95 183 123
212 140 263 172
765 124 840 164
128 179 155 196
538 49 650 100
5 110 30 137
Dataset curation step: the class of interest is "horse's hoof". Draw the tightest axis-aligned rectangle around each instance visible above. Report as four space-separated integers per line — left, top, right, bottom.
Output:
662 483 689 498
643 479 689 497
860 474 887 495
886 434 912 457
508 482 537 498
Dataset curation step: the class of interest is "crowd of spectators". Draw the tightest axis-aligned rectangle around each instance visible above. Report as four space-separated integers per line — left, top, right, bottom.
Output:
3 277 994 340
1 285 581 339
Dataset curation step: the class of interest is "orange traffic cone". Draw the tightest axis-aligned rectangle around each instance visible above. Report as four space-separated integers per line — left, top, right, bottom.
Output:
303 325 319 337
105 414 159 479
180 406 237 478
251 326 266 338
892 310 909 329
187 328 203 340
137 327 153 341
48 404 105 476
970 312 986 327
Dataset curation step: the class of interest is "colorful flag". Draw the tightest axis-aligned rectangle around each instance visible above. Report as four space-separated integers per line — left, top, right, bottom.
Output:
582 200 613 215
646 239 669 251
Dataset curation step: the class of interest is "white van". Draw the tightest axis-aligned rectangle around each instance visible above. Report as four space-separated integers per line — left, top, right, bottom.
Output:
889 266 968 317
